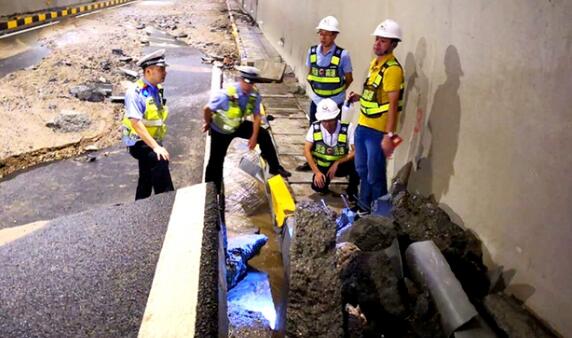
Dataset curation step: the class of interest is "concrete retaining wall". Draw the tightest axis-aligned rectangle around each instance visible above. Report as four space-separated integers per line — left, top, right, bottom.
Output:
254 0 572 335
0 0 94 17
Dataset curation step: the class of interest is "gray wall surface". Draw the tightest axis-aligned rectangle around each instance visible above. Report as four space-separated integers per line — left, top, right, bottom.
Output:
256 0 572 335
0 0 94 17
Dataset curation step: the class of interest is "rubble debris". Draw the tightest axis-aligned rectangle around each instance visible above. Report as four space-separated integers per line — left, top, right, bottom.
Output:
100 60 111 71
84 145 99 152
69 82 112 102
343 215 397 251
111 48 124 56
69 84 104 102
345 304 368 338
335 242 360 273
177 32 188 38
226 234 268 289
340 249 409 336
483 293 557 338
286 201 343 337
46 110 92 133
119 68 138 78
392 191 490 299
119 56 133 63
135 23 145 30
390 161 413 197
110 96 125 103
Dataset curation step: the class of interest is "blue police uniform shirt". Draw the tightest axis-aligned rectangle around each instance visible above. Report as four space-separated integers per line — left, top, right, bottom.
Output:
123 78 163 146
306 43 352 106
207 82 262 134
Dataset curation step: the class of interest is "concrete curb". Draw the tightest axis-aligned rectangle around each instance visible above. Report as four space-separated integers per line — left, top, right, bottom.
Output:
0 0 136 36
139 183 226 337
225 0 247 63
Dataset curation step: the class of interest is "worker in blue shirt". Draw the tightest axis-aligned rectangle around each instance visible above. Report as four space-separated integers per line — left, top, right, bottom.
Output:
122 49 174 200
203 66 291 193
297 15 353 171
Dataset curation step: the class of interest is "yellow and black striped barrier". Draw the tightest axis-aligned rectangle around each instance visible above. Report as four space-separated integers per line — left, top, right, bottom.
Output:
0 0 135 35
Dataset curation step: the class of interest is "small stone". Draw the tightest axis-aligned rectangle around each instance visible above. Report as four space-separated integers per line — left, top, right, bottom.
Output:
100 61 111 71
112 48 124 56
135 23 145 30
85 145 99 152
177 32 188 38
119 56 133 62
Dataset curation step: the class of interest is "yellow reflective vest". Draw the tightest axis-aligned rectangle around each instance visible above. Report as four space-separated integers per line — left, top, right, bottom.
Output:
306 45 346 97
311 122 349 168
212 86 258 134
122 79 169 142
359 58 404 119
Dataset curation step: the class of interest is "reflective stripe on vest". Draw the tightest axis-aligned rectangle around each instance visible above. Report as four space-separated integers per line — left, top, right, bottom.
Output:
359 59 404 118
310 122 349 168
122 79 169 142
306 45 346 97
212 86 258 134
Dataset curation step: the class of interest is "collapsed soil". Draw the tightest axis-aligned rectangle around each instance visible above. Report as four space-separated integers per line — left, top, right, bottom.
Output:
0 0 237 178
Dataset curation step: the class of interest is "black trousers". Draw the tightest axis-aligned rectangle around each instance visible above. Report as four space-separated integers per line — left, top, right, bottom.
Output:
205 121 281 192
129 141 174 200
308 101 343 126
311 159 359 197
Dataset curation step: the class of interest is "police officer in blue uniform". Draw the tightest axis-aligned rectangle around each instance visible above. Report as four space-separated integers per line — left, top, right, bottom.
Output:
203 66 290 193
122 49 174 200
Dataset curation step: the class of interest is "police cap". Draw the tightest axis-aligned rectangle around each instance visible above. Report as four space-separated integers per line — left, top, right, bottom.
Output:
137 49 168 69
236 65 261 83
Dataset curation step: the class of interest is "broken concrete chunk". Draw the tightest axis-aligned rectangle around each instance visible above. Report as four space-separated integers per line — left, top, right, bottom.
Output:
110 95 125 103
119 68 138 78
69 85 105 102
47 110 91 133
286 201 343 337
84 145 99 152
344 215 397 251
119 56 133 63
392 191 490 299
100 61 111 71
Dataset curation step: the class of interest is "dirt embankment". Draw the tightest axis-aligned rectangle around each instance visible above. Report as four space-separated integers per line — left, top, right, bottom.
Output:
0 0 237 179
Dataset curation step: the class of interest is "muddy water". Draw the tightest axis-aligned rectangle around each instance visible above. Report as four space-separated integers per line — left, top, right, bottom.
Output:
247 207 287 336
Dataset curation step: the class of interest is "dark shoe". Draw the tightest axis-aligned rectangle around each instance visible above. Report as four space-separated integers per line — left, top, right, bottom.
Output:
295 162 311 172
270 166 292 178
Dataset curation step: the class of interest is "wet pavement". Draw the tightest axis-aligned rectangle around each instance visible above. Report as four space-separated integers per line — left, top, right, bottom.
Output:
0 29 211 229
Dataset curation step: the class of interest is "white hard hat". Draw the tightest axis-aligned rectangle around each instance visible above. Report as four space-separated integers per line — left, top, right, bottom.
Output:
372 19 402 41
316 98 340 121
316 16 340 33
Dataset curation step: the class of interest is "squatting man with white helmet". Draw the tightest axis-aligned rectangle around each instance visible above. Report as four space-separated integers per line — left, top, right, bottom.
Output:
303 98 359 198
348 19 405 210
297 15 354 172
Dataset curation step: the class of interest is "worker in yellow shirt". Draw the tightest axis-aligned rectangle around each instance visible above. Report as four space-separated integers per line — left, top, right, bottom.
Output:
348 19 405 211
